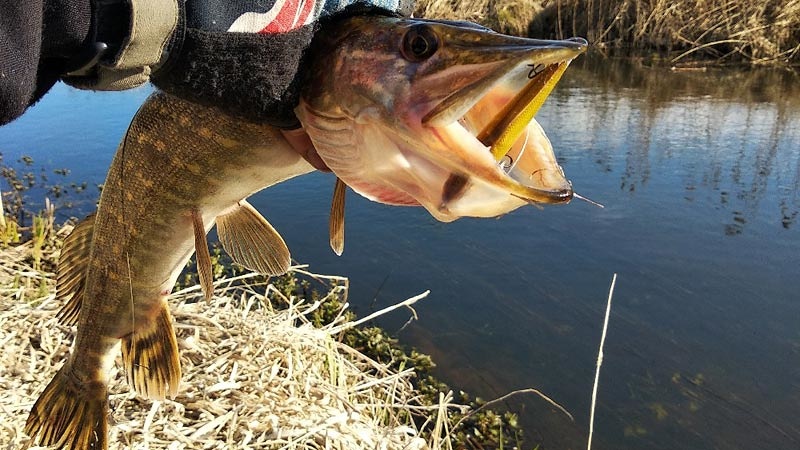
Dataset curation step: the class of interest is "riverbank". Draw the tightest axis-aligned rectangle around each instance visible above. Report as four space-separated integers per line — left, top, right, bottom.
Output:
416 0 800 66
0 211 525 449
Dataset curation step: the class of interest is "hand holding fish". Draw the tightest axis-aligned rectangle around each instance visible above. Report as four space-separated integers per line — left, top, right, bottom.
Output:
0 0 412 129
25 16 586 450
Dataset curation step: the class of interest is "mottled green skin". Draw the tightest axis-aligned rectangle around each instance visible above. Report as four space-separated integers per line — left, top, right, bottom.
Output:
67 91 313 389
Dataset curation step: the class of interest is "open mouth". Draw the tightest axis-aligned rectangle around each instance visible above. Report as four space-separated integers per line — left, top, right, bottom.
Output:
423 50 585 207
296 18 591 221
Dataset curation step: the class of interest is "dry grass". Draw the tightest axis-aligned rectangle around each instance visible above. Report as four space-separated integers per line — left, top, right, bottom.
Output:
415 0 542 36
416 0 800 65
0 231 469 449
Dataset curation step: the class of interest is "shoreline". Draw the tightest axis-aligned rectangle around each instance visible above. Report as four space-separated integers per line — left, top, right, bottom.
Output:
0 216 526 449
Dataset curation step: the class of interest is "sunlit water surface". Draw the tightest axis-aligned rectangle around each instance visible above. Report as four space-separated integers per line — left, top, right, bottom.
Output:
1 58 798 450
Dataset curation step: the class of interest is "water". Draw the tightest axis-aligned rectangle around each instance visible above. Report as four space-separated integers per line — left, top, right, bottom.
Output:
1 58 798 449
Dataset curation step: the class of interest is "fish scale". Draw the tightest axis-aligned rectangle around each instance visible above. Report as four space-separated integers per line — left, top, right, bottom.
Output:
84 92 308 336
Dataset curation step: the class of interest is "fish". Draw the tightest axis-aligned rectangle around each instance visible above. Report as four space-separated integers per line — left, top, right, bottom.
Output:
25 16 585 450
24 92 316 449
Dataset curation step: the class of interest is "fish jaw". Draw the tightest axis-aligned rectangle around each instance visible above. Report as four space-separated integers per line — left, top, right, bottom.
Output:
298 16 586 221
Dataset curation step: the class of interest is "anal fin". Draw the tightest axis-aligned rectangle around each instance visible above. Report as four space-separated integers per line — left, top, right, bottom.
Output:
121 299 181 400
55 213 96 326
216 199 291 275
191 208 214 302
25 364 108 450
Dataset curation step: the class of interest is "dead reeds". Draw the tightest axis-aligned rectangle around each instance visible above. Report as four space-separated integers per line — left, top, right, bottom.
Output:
415 0 800 65
415 0 540 36
0 232 472 449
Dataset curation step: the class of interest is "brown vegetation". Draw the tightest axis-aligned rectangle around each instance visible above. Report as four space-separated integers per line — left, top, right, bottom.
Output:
0 213 525 449
415 0 542 36
416 0 800 65
0 228 446 449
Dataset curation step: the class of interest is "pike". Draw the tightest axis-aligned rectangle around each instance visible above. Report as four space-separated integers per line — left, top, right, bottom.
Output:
298 17 587 255
25 16 585 449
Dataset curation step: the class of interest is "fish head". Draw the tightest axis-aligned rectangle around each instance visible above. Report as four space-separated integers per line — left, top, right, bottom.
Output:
297 16 587 222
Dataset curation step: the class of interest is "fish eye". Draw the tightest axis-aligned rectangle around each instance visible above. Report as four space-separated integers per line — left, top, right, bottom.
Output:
401 25 439 62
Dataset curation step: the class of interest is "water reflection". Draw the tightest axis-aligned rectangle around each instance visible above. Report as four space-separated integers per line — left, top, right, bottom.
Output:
365 57 800 449
551 56 800 235
435 57 800 449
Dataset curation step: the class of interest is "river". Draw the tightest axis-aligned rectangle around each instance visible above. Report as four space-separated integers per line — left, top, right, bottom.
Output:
1 56 798 449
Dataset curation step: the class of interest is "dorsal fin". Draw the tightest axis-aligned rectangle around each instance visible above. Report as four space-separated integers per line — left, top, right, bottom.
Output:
329 178 346 256
56 213 96 326
216 200 291 276
191 209 214 302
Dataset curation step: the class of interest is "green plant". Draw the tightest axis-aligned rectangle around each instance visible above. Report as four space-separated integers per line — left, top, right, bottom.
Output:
0 217 20 247
30 199 56 276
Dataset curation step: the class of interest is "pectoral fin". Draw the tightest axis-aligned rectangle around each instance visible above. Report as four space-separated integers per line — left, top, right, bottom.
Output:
56 213 96 326
216 200 291 276
191 209 214 302
329 178 346 256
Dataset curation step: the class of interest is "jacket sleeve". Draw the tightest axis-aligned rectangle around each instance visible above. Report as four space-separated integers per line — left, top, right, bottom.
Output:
1 1 47 125
0 0 93 125
0 0 175 126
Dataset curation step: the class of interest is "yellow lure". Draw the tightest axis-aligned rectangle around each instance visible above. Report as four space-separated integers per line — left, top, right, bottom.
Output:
478 61 570 161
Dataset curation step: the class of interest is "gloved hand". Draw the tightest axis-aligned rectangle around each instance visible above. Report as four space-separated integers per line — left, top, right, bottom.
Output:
0 0 413 129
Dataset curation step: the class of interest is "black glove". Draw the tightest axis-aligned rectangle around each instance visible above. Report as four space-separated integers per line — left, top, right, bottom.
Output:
0 0 414 127
153 0 413 128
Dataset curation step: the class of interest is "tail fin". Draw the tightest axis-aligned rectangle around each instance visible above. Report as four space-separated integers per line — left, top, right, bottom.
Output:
25 364 108 450
121 300 181 400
